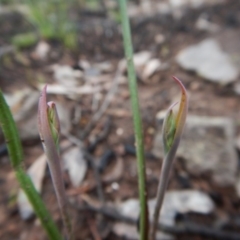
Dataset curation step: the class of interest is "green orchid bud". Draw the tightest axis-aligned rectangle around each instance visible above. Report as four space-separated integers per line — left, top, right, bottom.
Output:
47 101 60 151
162 76 188 156
151 76 188 240
162 103 177 154
38 85 73 240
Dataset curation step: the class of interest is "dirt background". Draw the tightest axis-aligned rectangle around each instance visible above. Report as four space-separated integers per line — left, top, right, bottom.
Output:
0 0 240 239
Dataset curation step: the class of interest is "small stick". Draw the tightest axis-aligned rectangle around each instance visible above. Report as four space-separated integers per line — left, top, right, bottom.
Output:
81 65 121 139
63 133 105 204
87 218 102 240
84 152 105 204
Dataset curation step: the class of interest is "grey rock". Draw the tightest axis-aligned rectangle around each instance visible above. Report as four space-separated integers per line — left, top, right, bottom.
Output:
153 115 238 186
195 15 220 33
234 82 240 95
176 39 239 84
169 0 223 9
235 174 240 198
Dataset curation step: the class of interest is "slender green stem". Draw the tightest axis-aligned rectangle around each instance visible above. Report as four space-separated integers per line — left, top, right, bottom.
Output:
0 90 62 240
119 1 149 239
150 147 179 240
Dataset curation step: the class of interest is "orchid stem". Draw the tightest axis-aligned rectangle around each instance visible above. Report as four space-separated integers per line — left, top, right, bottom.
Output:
38 86 73 240
150 77 188 240
119 1 149 239
150 146 179 240
0 90 62 240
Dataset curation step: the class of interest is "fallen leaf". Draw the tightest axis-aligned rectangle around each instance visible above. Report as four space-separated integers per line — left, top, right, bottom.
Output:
62 147 87 187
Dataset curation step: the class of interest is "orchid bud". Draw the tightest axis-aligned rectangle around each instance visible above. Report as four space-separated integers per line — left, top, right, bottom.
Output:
38 85 73 240
162 103 177 154
151 76 188 240
162 76 188 155
47 101 60 151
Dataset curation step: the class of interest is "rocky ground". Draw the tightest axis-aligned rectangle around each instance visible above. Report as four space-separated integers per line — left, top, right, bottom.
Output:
0 0 240 239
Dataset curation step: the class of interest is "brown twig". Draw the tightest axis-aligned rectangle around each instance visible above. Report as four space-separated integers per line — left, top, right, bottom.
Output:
84 152 105 204
62 133 105 204
80 65 121 139
87 218 102 240
87 117 112 153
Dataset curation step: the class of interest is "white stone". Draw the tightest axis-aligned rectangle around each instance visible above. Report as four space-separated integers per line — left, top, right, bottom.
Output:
133 51 152 68
53 65 84 87
169 0 224 9
34 41 50 60
176 39 239 84
142 58 161 79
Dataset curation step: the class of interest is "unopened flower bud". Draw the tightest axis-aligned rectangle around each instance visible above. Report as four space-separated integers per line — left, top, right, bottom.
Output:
47 101 60 150
162 107 176 154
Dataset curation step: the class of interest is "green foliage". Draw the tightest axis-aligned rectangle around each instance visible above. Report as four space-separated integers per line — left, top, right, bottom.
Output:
84 0 100 10
12 32 38 49
108 9 121 23
23 0 77 49
0 0 16 5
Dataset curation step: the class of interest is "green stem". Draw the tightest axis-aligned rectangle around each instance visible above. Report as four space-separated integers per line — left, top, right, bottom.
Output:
0 90 62 240
119 1 149 239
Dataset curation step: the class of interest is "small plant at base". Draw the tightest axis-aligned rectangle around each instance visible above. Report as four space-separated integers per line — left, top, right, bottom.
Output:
38 85 74 240
149 76 189 240
0 89 62 240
